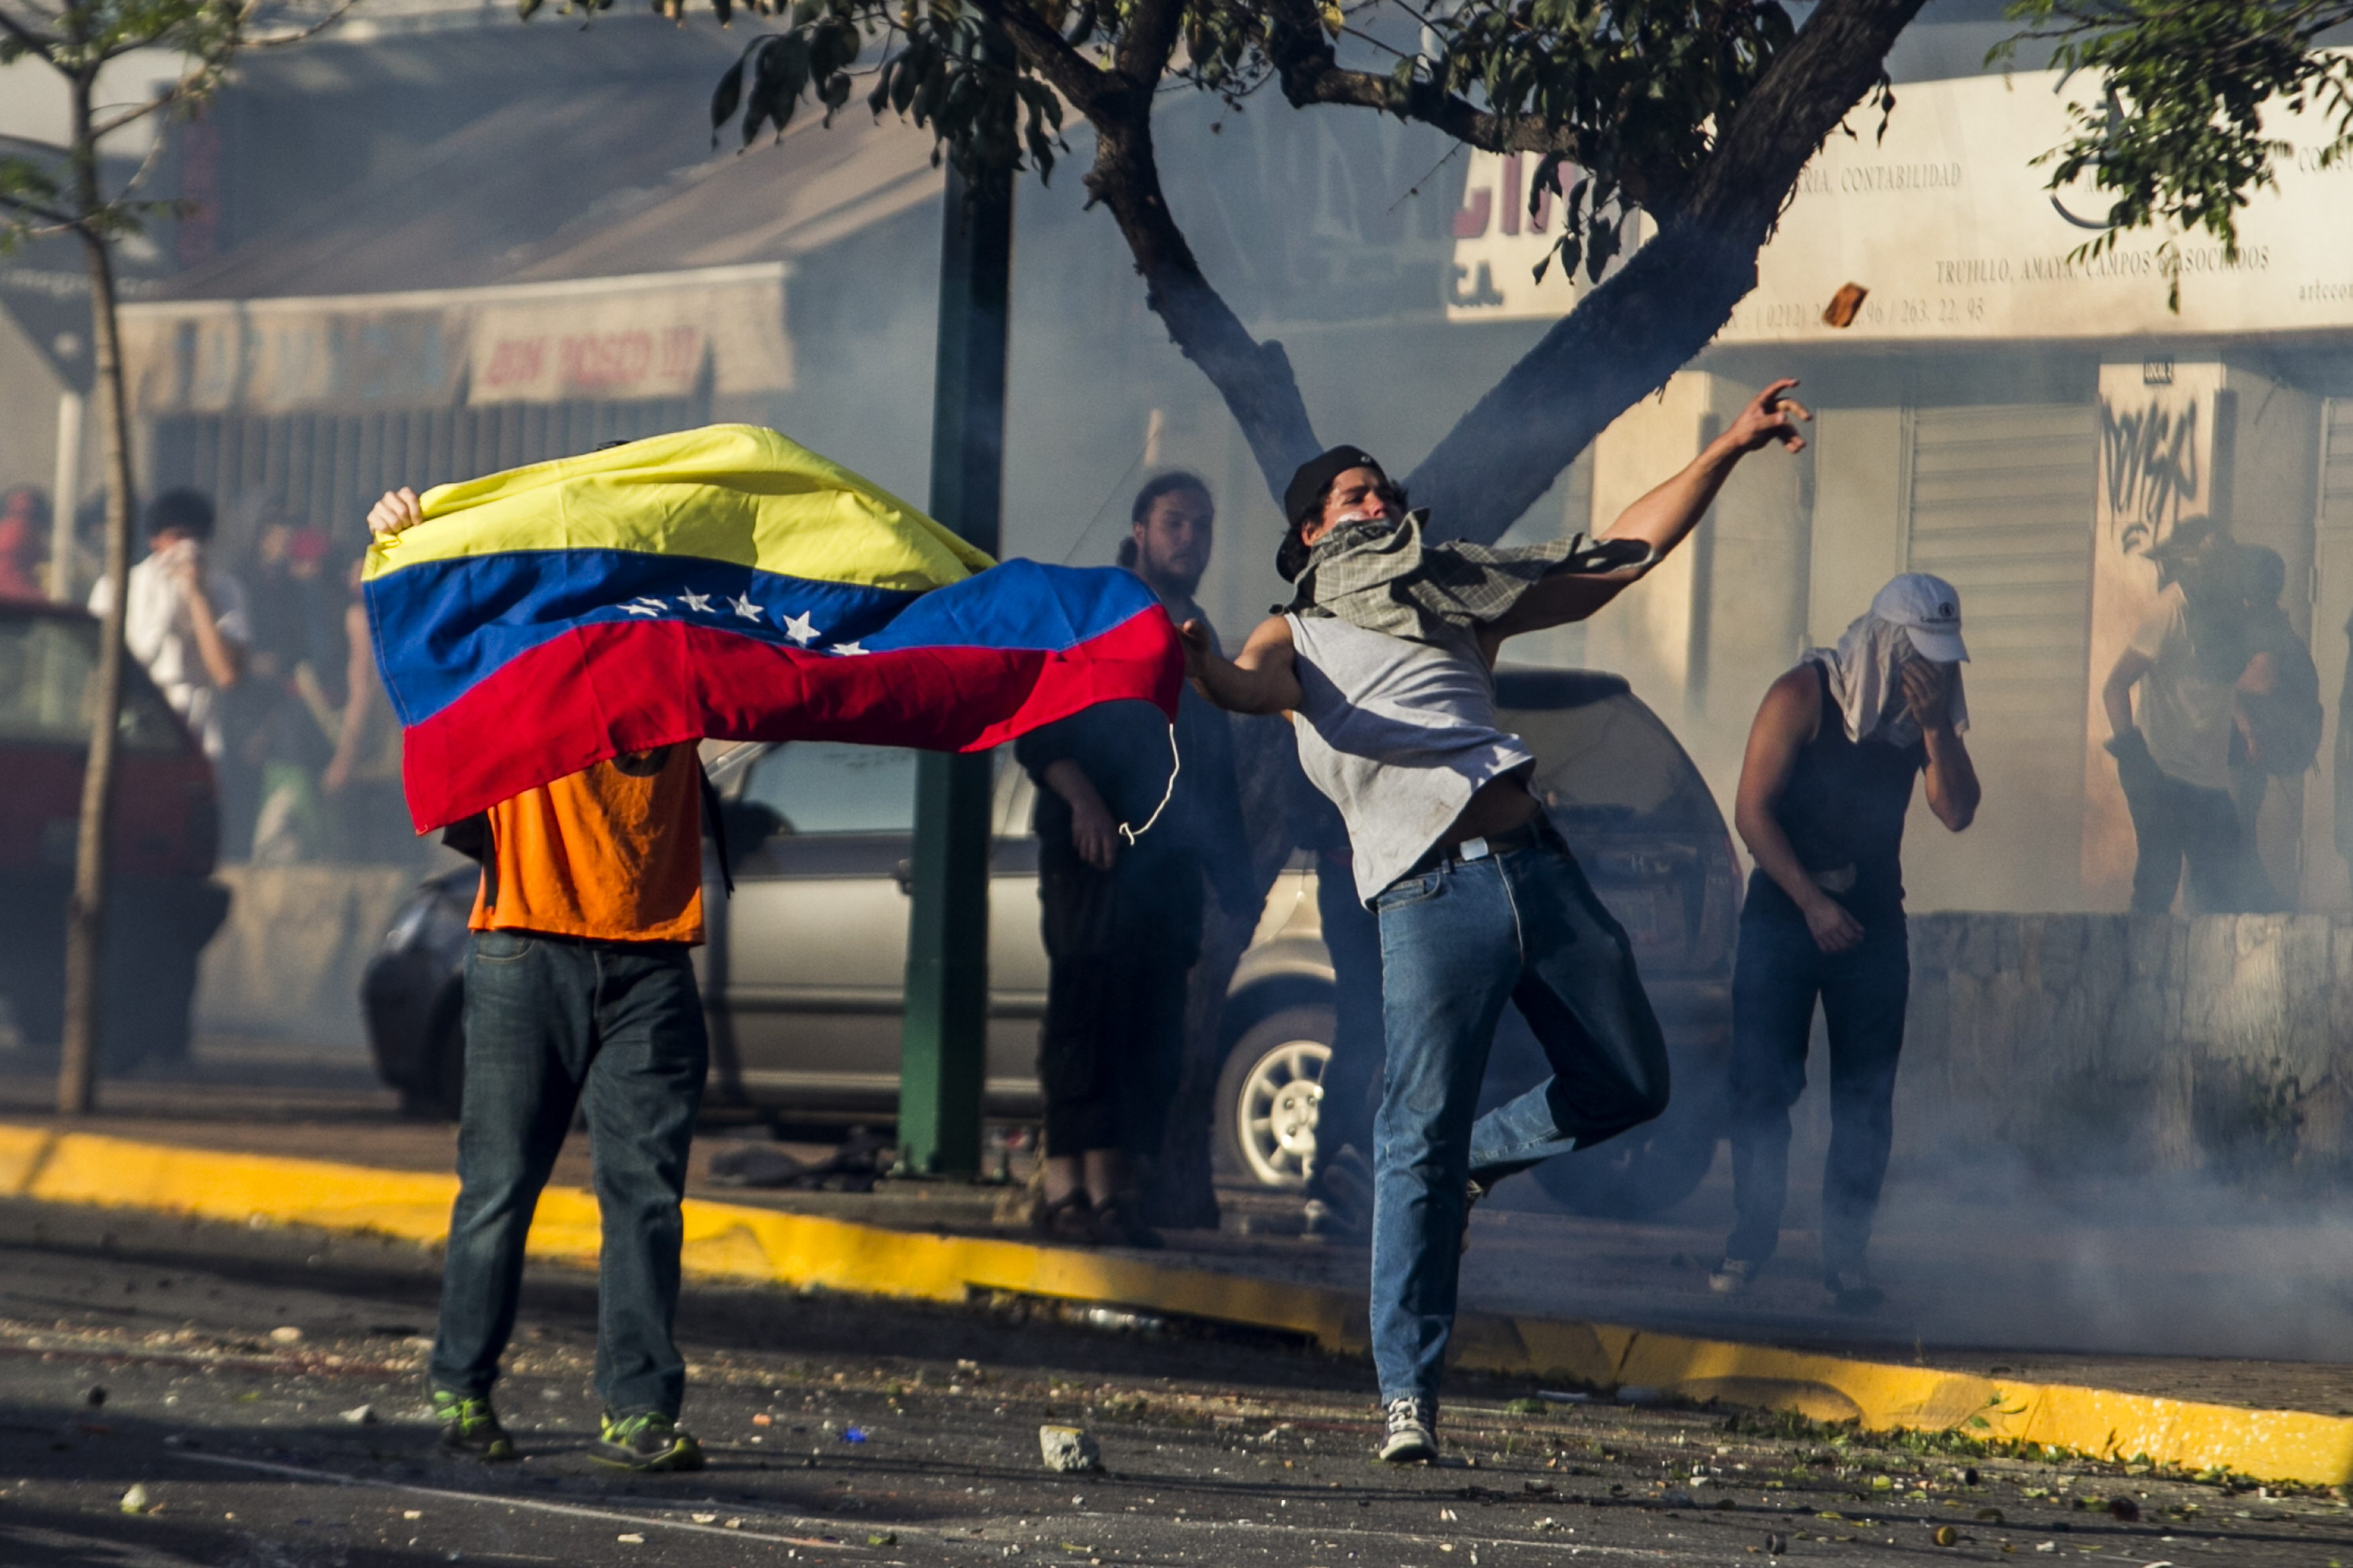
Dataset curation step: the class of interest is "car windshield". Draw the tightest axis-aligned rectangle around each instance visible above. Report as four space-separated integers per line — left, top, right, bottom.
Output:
0 612 186 753
740 741 918 835
1503 691 1718 829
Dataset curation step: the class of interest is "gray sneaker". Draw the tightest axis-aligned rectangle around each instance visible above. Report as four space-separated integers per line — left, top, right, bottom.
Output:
1379 1395 1439 1463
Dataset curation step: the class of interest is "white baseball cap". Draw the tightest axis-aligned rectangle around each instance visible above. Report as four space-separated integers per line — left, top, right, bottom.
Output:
1870 572 1968 663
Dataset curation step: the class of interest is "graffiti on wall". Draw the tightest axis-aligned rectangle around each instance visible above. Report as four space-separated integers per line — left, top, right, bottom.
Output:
2081 365 2229 901
2099 395 2204 559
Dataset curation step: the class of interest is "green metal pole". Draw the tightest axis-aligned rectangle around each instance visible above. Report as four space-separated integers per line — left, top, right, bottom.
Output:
898 134 1014 1179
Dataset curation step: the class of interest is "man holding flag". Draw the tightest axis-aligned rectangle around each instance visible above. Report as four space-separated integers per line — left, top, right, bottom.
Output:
368 485 713 1472
360 427 1188 1469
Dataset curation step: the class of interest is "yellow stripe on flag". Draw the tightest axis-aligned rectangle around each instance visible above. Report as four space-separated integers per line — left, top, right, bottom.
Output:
362 425 994 591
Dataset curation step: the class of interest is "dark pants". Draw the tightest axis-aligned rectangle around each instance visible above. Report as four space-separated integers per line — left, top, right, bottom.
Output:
1037 858 1201 1157
2124 768 2281 914
1370 833 1669 1403
430 930 707 1420
1309 850 1386 1176
1724 885 1907 1277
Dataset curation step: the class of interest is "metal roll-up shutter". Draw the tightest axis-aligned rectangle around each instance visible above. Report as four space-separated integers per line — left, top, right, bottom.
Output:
1907 403 2098 739
151 393 707 550
1903 402 2098 907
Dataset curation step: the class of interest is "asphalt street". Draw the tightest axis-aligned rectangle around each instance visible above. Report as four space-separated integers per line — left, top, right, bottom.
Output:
0 1198 2345 1567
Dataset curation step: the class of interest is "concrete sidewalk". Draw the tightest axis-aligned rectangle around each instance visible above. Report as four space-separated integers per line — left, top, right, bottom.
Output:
3 1056 2347 1412
3 1054 2353 1485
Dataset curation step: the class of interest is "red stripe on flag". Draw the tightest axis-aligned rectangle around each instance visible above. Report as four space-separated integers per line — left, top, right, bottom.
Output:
398 606 1183 831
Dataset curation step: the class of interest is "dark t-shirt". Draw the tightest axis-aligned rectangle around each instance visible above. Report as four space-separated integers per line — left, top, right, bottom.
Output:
1755 661 1927 923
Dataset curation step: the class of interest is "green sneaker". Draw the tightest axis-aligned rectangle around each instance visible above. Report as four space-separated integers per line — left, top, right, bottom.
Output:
430 1390 518 1462
594 1410 705 1472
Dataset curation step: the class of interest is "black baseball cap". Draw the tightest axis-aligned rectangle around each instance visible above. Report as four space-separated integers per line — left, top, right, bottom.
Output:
1277 445 1385 581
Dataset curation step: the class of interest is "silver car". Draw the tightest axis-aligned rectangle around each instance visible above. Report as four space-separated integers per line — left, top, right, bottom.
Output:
362 668 1739 1216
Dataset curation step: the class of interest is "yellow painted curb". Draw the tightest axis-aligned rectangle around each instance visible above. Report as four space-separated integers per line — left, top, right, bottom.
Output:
2 1122 2346 1485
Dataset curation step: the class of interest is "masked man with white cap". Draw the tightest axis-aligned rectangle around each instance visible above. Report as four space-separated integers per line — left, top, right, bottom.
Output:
1710 574 1980 1311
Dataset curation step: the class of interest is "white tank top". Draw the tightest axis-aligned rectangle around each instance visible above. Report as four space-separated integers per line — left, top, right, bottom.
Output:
1285 613 1534 903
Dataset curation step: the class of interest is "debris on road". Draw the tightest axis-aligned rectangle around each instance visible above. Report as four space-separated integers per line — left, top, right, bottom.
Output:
340 1402 376 1423
1039 1424 1102 1472
119 1484 150 1514
268 1325 303 1344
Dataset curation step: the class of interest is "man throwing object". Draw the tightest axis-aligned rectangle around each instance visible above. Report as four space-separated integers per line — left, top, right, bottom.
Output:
1181 381 1809 1462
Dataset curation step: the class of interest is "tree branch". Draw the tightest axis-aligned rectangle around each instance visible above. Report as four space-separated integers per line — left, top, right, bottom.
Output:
967 0 1120 116
1259 0 1585 159
0 189 78 227
1404 0 1926 540
1115 0 1187 87
1085 112 1323 499
89 87 184 140
967 0 1322 495
240 0 356 49
0 3 61 55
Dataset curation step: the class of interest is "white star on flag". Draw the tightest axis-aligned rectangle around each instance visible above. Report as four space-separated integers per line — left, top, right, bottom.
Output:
621 597 667 617
781 610 820 646
678 591 714 614
728 593 762 622
831 641 868 657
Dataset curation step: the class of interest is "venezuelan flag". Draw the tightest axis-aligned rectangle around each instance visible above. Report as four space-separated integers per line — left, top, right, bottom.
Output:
364 424 1184 830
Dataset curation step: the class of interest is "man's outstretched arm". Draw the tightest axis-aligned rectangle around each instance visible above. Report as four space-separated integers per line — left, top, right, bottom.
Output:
1181 614 1304 716
1489 380 1812 638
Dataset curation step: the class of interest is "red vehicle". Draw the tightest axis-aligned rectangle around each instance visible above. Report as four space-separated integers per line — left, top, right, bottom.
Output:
0 601 229 1065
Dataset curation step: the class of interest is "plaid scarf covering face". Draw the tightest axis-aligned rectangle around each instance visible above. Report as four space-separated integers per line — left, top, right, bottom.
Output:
1287 510 1585 647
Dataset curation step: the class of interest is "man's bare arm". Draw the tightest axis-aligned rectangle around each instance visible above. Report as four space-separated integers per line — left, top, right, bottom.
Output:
1735 666 1864 955
2102 648 2150 737
1488 380 1811 639
1908 661 1979 832
1181 614 1303 716
167 553 245 689
1041 758 1121 871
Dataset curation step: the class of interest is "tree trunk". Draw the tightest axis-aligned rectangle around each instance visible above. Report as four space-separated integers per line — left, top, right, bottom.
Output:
1081 0 1925 538
1400 219 1762 542
1086 115 1325 500
1405 0 1929 540
59 78 138 1114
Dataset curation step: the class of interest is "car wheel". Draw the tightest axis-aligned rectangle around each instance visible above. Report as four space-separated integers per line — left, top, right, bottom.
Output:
1527 1100 1721 1219
1213 1005 1335 1189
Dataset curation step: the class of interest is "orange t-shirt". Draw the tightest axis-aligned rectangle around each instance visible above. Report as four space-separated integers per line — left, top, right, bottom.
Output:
469 745 704 944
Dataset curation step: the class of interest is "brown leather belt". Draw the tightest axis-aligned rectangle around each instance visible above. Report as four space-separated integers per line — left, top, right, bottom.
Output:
1408 815 1550 876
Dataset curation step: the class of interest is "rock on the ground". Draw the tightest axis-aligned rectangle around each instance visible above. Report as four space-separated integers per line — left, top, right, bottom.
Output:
1038 1425 1101 1473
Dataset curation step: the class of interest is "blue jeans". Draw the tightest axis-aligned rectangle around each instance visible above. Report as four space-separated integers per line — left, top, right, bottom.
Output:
1724 882 1907 1277
430 930 708 1420
1368 832 1669 1403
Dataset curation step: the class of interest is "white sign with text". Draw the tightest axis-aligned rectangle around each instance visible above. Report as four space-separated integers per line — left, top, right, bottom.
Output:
1449 68 2353 340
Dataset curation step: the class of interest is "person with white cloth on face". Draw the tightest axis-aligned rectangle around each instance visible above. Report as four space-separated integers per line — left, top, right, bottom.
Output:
1710 573 1981 1312
87 487 249 759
